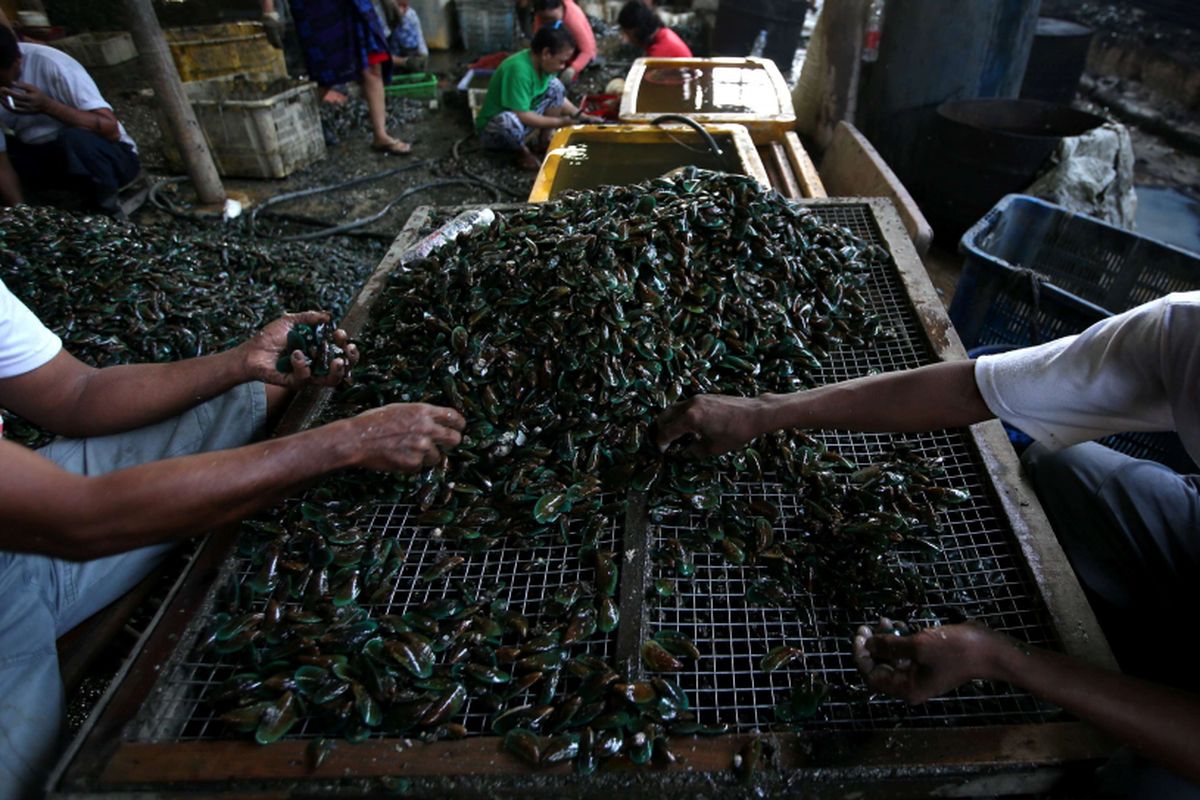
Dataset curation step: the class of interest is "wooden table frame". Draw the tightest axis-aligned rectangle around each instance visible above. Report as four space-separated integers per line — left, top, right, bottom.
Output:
50 199 1117 799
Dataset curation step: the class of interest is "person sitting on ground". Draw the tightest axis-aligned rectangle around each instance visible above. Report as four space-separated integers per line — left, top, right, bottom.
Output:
531 0 596 84
654 292 1200 793
617 0 691 59
0 277 465 799
475 25 601 171
0 25 139 218
383 0 429 72
280 0 413 154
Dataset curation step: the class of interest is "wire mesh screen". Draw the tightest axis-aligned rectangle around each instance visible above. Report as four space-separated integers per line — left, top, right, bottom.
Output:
641 205 1058 729
135 504 622 742
129 202 1061 748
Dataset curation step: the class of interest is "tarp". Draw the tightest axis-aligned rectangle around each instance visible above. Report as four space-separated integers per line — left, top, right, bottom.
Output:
1025 121 1138 229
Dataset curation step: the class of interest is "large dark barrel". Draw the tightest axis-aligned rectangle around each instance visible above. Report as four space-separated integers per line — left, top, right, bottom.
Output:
1020 18 1095 104
856 0 1041 212
712 0 808 78
922 98 1106 241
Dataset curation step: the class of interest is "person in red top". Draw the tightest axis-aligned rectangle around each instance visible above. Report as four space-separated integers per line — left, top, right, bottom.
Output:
531 0 596 83
618 1 692 58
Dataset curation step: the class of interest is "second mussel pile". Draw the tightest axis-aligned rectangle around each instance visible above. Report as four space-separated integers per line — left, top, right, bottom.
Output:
0 205 377 447
207 169 969 770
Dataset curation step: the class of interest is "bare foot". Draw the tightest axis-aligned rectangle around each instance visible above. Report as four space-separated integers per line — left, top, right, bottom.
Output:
371 138 413 155
516 149 541 171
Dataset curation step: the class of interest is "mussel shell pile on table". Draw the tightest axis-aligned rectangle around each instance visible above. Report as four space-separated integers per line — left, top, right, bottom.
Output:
0 206 377 447
203 169 971 768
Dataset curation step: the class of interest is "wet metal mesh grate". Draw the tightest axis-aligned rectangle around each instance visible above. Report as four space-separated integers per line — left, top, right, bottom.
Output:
137 505 622 742
644 205 1058 729
130 203 1061 745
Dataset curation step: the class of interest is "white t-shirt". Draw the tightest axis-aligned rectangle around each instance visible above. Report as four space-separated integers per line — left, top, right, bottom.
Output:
0 276 61 379
975 291 1199 465
0 43 137 153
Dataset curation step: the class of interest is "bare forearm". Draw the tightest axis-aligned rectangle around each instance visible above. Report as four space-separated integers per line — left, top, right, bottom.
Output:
759 360 992 435
515 110 566 129
61 349 251 437
7 421 360 559
993 643 1200 782
42 98 120 141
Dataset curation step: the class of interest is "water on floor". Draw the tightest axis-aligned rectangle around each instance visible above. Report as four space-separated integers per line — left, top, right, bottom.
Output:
1135 185 1200 254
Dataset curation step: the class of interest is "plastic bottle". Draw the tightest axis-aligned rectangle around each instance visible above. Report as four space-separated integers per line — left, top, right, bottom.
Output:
403 208 496 264
750 29 768 58
862 0 885 63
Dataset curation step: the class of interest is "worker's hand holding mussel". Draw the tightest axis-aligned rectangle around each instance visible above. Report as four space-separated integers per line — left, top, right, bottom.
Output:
239 311 359 388
342 403 467 472
852 618 1010 705
654 393 774 457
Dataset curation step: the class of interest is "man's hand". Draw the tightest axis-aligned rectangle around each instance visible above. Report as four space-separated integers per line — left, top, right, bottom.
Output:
560 66 576 83
237 311 359 389
653 394 770 456
346 403 466 472
1 82 49 115
853 619 1009 704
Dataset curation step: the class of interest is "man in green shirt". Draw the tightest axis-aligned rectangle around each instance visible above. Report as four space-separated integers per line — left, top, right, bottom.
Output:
476 25 600 170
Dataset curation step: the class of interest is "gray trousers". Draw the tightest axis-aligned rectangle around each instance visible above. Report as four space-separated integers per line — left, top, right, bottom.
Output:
1023 441 1200 798
0 383 266 800
1023 441 1200 687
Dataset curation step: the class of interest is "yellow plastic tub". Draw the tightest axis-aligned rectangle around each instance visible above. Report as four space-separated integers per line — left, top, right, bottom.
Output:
618 57 796 138
528 123 769 203
166 23 286 83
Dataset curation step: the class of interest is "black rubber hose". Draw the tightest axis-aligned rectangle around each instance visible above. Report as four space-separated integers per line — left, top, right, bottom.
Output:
452 133 525 199
148 176 222 220
271 177 502 242
248 160 428 236
649 114 724 156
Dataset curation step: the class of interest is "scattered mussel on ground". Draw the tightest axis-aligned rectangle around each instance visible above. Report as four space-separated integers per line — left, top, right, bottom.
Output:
195 169 971 774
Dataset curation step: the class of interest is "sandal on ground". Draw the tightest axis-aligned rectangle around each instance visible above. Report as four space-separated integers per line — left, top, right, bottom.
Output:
371 138 413 156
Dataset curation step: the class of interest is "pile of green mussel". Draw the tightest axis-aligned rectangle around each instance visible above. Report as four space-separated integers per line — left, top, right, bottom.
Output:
206 169 970 772
0 206 377 447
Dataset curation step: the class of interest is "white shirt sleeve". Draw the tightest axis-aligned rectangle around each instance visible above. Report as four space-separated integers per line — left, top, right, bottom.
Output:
0 277 62 379
974 293 1185 451
46 52 113 115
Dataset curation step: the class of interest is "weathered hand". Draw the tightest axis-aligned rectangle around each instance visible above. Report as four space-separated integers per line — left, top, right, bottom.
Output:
653 394 768 456
239 311 359 388
348 403 467 472
3 82 49 115
853 619 1008 704
560 67 576 83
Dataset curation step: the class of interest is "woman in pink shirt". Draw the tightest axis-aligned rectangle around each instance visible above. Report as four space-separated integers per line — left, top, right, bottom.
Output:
618 1 693 58
532 0 596 82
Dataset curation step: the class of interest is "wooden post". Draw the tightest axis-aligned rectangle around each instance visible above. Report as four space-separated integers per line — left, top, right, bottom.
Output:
124 0 225 205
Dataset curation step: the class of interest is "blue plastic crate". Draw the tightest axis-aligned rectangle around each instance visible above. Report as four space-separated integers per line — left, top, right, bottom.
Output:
950 194 1200 473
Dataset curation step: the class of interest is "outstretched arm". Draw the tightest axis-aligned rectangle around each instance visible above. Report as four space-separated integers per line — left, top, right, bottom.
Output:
855 622 1200 783
0 402 465 560
514 108 573 130
654 360 992 456
0 312 356 439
